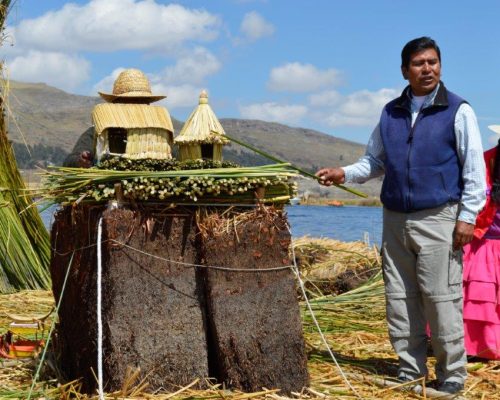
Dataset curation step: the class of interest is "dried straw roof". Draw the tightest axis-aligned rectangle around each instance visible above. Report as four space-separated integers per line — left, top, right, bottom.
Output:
92 103 174 138
175 91 229 145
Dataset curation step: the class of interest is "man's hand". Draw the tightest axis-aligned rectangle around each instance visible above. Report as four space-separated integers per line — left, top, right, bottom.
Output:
78 151 93 168
315 168 345 186
453 220 475 250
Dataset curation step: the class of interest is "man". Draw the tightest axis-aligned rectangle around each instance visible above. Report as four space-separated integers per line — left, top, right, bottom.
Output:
63 127 94 168
316 37 486 394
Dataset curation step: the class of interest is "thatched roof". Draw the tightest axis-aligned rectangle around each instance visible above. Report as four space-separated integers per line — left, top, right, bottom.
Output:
175 91 229 145
92 103 174 139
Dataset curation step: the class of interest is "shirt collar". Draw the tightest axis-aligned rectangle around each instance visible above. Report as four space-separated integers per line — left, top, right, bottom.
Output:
395 81 448 112
409 83 440 111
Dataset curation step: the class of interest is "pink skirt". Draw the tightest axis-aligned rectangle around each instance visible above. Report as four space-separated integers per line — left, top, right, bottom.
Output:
463 238 500 360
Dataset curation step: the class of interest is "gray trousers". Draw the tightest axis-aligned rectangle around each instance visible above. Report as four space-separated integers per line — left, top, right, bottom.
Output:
382 204 467 384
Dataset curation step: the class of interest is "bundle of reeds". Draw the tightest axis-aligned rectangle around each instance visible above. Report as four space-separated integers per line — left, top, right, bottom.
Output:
0 0 51 294
124 128 172 159
294 237 381 297
301 271 386 334
36 163 298 204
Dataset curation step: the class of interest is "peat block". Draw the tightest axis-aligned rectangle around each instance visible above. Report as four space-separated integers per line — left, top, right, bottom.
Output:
50 205 209 393
201 208 309 394
50 204 308 394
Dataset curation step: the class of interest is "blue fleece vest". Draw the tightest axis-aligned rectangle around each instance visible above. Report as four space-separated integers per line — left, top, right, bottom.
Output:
379 87 465 212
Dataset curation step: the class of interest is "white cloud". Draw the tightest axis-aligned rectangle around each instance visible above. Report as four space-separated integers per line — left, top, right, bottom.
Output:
239 11 274 41
91 47 221 109
7 51 90 92
11 0 221 53
239 102 308 125
308 90 342 107
321 88 399 128
155 83 205 109
157 47 221 85
268 62 342 92
92 68 125 96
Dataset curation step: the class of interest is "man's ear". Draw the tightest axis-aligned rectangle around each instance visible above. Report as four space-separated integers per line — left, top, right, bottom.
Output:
401 66 408 80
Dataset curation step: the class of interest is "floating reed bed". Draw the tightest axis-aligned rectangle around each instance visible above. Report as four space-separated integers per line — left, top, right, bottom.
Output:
0 237 498 399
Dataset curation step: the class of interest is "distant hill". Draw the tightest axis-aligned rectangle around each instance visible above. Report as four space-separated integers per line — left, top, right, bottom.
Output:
4 80 381 198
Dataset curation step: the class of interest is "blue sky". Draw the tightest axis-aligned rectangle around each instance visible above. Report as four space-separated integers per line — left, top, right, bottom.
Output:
4 0 500 148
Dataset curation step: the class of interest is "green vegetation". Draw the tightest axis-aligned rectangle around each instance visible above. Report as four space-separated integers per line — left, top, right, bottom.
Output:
36 162 298 204
97 156 240 171
0 0 51 293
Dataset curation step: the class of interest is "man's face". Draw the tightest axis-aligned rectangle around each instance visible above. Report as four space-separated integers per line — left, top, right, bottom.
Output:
401 48 441 96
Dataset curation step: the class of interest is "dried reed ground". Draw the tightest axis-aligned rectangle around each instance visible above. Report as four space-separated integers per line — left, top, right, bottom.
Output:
0 238 498 399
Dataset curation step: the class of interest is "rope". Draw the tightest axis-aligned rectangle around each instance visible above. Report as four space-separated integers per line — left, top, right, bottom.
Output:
289 236 362 399
52 240 293 272
97 217 105 400
27 251 75 400
108 239 294 272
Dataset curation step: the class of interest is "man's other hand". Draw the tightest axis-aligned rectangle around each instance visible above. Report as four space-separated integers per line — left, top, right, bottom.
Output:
315 167 345 186
453 220 475 250
78 151 93 168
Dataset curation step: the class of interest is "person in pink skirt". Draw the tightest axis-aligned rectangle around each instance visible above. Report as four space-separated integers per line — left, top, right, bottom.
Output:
463 134 500 360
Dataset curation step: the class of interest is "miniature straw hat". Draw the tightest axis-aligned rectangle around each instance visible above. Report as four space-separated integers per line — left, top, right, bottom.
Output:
98 68 166 103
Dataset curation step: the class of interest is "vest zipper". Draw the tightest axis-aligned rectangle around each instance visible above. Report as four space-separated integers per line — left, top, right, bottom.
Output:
406 106 424 211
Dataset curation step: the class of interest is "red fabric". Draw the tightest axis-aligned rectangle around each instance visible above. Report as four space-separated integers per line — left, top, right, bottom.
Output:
474 147 498 239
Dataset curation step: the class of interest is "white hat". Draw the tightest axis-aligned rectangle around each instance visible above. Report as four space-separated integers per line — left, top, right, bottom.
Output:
488 125 500 134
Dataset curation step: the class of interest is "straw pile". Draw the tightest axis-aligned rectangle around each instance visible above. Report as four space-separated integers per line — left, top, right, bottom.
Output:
294 237 380 298
0 0 51 294
1 237 498 399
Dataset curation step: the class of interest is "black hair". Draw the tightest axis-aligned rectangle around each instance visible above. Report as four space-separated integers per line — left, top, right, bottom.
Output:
492 138 500 204
401 37 441 68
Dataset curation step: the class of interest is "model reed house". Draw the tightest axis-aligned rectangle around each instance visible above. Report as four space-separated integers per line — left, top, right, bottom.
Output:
91 69 174 162
175 90 229 162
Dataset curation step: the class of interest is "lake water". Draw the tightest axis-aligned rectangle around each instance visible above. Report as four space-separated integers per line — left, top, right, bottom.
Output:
40 204 383 245
286 205 382 245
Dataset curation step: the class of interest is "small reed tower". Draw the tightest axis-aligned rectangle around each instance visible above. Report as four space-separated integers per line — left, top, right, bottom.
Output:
175 90 229 162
